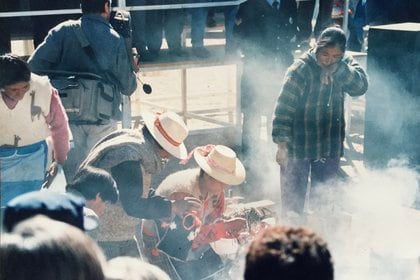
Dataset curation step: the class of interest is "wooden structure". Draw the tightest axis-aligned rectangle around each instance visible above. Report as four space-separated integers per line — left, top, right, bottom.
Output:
129 44 244 148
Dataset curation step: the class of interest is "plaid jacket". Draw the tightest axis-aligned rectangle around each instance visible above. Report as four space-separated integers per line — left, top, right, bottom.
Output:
272 51 368 159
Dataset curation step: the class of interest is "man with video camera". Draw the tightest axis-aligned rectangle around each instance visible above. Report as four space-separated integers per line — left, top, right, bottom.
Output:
28 0 137 181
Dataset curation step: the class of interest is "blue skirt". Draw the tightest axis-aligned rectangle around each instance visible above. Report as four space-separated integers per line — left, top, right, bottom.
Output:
0 140 48 206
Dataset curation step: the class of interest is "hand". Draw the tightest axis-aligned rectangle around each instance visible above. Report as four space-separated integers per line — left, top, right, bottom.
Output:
320 62 340 84
42 162 62 189
276 142 288 167
224 217 247 238
171 196 202 217
48 161 62 178
132 55 140 73
324 62 340 73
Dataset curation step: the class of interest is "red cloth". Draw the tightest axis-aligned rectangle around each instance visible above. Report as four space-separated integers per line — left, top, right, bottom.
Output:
168 191 229 248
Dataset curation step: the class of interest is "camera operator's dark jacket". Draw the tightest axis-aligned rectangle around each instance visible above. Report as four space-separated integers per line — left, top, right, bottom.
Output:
28 14 136 97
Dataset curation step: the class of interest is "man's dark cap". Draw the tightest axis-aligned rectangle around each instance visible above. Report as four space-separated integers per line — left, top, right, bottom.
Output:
3 191 98 232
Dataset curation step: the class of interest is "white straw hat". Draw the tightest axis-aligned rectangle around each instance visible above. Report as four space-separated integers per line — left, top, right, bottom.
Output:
143 111 188 159
194 145 245 185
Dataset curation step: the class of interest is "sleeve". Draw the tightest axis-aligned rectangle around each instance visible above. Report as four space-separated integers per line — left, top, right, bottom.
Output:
44 88 70 164
272 64 306 144
28 26 64 74
112 39 137 96
111 160 172 219
334 54 369 97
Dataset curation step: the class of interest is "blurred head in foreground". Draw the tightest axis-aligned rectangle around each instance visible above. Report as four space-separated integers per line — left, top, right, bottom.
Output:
1 215 106 280
245 225 334 280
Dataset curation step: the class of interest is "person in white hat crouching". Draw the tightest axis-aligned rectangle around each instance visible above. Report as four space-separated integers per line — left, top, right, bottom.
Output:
140 144 247 280
75 111 202 259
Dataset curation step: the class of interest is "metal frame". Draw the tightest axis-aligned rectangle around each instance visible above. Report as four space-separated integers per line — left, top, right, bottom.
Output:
137 49 242 130
0 0 246 17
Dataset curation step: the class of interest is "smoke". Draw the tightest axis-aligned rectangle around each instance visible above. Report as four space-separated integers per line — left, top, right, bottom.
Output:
226 163 419 280
238 55 289 203
227 43 420 278
304 163 420 280
364 54 420 167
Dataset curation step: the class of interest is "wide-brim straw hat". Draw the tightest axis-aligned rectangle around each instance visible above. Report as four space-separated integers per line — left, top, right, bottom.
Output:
194 145 245 185
143 111 188 159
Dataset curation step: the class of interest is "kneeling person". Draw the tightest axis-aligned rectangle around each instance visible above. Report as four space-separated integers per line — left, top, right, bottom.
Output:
141 145 247 280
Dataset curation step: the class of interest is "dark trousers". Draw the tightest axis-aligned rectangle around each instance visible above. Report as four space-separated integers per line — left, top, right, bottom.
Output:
296 0 333 42
0 19 11 55
164 6 186 51
348 0 367 52
130 0 185 54
297 0 315 42
0 1 10 55
315 0 334 36
280 157 340 215
130 0 164 55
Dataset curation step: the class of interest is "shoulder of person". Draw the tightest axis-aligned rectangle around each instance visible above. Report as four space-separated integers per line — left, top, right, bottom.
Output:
30 74 53 96
105 129 144 143
31 73 51 87
27 74 53 113
109 26 123 39
156 168 200 197
52 19 81 33
286 58 309 75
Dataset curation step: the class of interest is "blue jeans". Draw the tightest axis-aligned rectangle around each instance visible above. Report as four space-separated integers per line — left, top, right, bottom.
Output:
190 7 208 48
280 158 340 215
224 5 238 49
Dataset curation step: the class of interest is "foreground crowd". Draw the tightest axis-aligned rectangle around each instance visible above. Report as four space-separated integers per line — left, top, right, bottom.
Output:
1 0 371 279
1 192 334 280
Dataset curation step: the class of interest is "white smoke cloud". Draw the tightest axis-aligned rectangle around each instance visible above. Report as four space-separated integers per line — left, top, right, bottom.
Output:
305 163 420 280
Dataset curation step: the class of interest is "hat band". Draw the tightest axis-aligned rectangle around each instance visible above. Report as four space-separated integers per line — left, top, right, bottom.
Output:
154 117 181 147
206 157 235 174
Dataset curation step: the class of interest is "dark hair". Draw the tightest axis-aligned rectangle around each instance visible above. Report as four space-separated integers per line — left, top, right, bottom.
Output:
142 125 166 151
0 54 31 89
80 0 109 14
67 166 118 203
1 216 106 280
316 26 347 53
245 225 334 280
